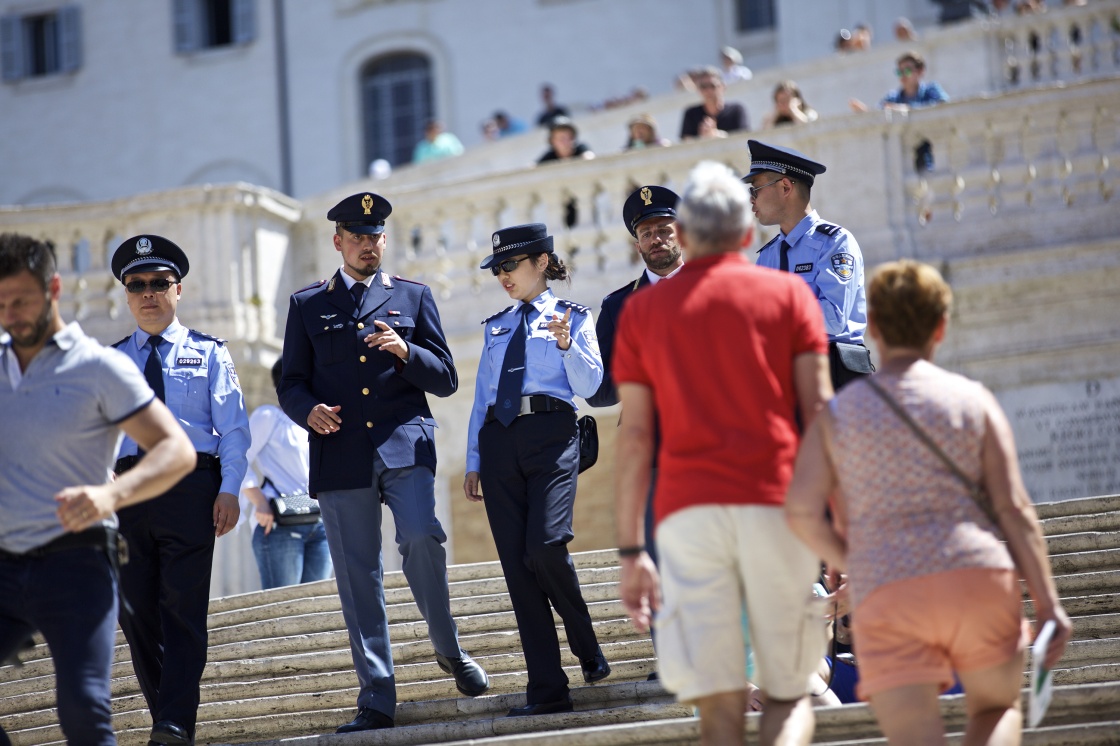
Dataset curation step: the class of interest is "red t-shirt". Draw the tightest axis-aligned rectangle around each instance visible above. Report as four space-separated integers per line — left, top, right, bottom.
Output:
613 252 827 526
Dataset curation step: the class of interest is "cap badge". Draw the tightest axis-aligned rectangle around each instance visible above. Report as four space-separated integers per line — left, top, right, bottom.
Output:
492 234 501 248
640 187 653 206
361 194 373 215
135 237 153 255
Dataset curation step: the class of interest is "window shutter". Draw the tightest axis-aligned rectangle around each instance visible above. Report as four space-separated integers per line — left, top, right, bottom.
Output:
1 15 25 81
57 6 82 73
232 0 257 45
173 0 200 53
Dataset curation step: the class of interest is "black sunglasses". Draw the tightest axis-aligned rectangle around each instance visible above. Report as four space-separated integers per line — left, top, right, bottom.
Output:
125 279 177 294
490 256 531 276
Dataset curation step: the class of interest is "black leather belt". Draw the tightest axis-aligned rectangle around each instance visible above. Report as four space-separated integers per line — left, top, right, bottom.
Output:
114 452 220 476
0 526 115 561
485 394 573 424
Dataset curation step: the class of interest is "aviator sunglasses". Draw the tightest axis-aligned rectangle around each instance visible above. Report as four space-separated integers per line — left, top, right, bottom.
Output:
125 279 177 294
490 256 531 276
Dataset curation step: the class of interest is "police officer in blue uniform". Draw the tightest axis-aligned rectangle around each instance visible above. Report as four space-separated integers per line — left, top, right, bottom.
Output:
744 139 872 389
110 235 250 746
278 192 488 734
464 223 611 717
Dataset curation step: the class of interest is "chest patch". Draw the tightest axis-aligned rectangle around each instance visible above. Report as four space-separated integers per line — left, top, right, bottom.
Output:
794 263 814 274
831 253 856 279
176 357 203 366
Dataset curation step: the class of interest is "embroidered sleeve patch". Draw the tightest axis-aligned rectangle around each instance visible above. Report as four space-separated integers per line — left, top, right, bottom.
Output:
830 253 855 279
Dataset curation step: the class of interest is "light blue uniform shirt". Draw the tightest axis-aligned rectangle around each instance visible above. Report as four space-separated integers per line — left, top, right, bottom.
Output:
115 318 250 496
466 288 602 473
756 210 867 344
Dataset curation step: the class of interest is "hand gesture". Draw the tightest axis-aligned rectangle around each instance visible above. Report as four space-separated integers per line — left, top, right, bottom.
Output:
365 320 409 360
547 307 572 351
308 403 342 435
463 471 483 502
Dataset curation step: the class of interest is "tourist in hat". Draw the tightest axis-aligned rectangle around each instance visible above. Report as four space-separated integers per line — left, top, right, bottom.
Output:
109 233 251 745
278 192 489 733
623 113 671 150
745 139 872 390
464 223 610 717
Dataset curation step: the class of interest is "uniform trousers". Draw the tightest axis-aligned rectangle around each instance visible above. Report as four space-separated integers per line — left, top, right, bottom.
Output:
0 545 118 746
317 452 460 719
479 411 600 705
117 469 220 737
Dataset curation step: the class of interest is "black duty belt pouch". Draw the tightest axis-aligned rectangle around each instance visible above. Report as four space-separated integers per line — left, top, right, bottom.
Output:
830 342 874 376
577 414 599 474
263 477 321 526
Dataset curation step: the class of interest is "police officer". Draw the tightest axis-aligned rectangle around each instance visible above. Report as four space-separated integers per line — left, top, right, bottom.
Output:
0 233 196 746
110 235 250 745
464 223 610 717
278 192 488 734
745 139 872 389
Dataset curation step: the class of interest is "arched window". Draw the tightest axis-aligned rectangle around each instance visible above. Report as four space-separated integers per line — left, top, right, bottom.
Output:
361 53 433 170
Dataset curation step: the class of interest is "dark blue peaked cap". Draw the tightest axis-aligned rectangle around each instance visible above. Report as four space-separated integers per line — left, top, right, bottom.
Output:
622 186 679 238
328 192 392 235
745 139 827 187
481 223 554 270
111 235 190 282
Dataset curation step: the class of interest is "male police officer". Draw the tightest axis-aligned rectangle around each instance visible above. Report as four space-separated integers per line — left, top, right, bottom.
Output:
0 233 196 746
278 192 488 733
110 235 250 745
745 140 872 389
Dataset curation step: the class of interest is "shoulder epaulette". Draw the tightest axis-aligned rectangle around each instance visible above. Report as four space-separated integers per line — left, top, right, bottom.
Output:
481 305 514 325
112 336 130 349
815 222 842 237
555 298 590 314
393 275 426 286
295 279 326 294
757 235 781 254
188 329 227 346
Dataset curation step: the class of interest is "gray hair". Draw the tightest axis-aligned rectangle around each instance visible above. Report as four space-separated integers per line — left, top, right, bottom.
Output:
676 161 752 249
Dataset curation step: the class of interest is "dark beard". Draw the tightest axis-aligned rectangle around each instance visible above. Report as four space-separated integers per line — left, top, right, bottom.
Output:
644 247 681 272
8 302 52 349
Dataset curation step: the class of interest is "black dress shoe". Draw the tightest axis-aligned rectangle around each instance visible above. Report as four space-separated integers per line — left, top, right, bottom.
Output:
150 721 190 746
435 650 490 697
580 650 611 683
336 708 394 733
646 671 659 682
507 697 574 717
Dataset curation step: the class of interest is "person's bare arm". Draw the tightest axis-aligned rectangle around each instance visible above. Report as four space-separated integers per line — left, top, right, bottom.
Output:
56 400 195 531
615 382 660 632
785 408 847 571
793 351 832 429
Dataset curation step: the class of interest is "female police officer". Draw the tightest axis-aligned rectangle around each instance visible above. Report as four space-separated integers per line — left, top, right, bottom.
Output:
463 223 610 716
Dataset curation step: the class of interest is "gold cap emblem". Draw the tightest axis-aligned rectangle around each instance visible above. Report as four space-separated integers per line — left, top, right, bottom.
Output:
640 187 652 206
361 194 373 215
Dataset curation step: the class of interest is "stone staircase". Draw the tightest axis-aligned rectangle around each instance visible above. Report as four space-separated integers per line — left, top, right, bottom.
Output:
3 495 1119 745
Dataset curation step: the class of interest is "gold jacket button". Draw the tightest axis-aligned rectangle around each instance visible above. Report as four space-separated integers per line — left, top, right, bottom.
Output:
366 421 373 428
323 326 329 330
362 388 370 395
357 322 365 330
359 355 367 363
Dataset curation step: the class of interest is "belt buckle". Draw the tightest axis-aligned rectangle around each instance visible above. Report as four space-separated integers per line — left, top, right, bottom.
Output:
519 396 534 416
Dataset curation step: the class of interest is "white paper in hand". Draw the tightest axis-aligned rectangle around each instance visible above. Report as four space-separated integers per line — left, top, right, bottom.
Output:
1028 619 1057 728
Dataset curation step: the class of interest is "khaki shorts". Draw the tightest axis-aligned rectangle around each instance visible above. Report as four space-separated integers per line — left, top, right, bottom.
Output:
654 504 826 703
854 567 1030 700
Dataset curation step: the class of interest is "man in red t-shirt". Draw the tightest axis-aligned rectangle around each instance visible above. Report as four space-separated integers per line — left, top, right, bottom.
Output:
613 161 832 746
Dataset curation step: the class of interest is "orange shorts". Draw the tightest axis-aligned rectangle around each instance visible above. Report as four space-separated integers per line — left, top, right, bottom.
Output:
853 567 1030 700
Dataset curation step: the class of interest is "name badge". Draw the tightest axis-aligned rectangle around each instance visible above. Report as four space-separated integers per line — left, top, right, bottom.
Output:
176 357 203 366
794 263 814 274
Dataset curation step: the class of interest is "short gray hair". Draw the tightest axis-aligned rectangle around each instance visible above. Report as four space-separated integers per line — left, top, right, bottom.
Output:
676 161 752 248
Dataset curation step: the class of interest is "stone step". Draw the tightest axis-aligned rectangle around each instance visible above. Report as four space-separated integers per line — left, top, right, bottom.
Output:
1045 530 1120 555
1041 510 1120 538
1035 495 1120 521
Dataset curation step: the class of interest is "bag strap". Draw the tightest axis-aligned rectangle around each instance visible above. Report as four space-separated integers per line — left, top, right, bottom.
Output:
864 376 989 506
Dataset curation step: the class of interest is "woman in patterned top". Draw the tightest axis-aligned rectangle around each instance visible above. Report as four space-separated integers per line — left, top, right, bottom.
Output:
785 260 1070 745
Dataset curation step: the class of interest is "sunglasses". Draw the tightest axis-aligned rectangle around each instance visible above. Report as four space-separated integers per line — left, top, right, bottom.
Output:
125 279 177 294
896 67 918 77
747 177 785 198
490 256 531 276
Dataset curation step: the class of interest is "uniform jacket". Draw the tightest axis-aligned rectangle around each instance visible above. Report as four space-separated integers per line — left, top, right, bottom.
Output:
587 273 650 408
278 268 457 492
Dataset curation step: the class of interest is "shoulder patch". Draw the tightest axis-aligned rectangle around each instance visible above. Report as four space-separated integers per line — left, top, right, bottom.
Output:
816 222 842 237
188 329 227 346
830 253 856 279
295 279 326 294
112 336 131 349
555 299 590 314
481 305 514 325
757 235 781 254
393 275 427 286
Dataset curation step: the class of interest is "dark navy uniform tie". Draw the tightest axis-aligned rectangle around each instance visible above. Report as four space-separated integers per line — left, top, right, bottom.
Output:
144 335 165 402
778 240 791 272
350 281 366 311
495 304 532 427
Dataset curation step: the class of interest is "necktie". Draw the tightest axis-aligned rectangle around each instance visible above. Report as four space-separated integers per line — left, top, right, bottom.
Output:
494 304 532 427
778 240 791 272
350 281 366 311
145 335 165 402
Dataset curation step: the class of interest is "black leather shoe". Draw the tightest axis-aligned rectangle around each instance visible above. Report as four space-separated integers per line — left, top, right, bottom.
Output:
646 671 659 682
436 650 490 696
150 721 190 746
580 650 611 683
507 697 574 717
336 708 394 733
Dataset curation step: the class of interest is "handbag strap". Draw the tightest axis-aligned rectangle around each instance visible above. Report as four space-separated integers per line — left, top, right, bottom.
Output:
864 376 983 497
